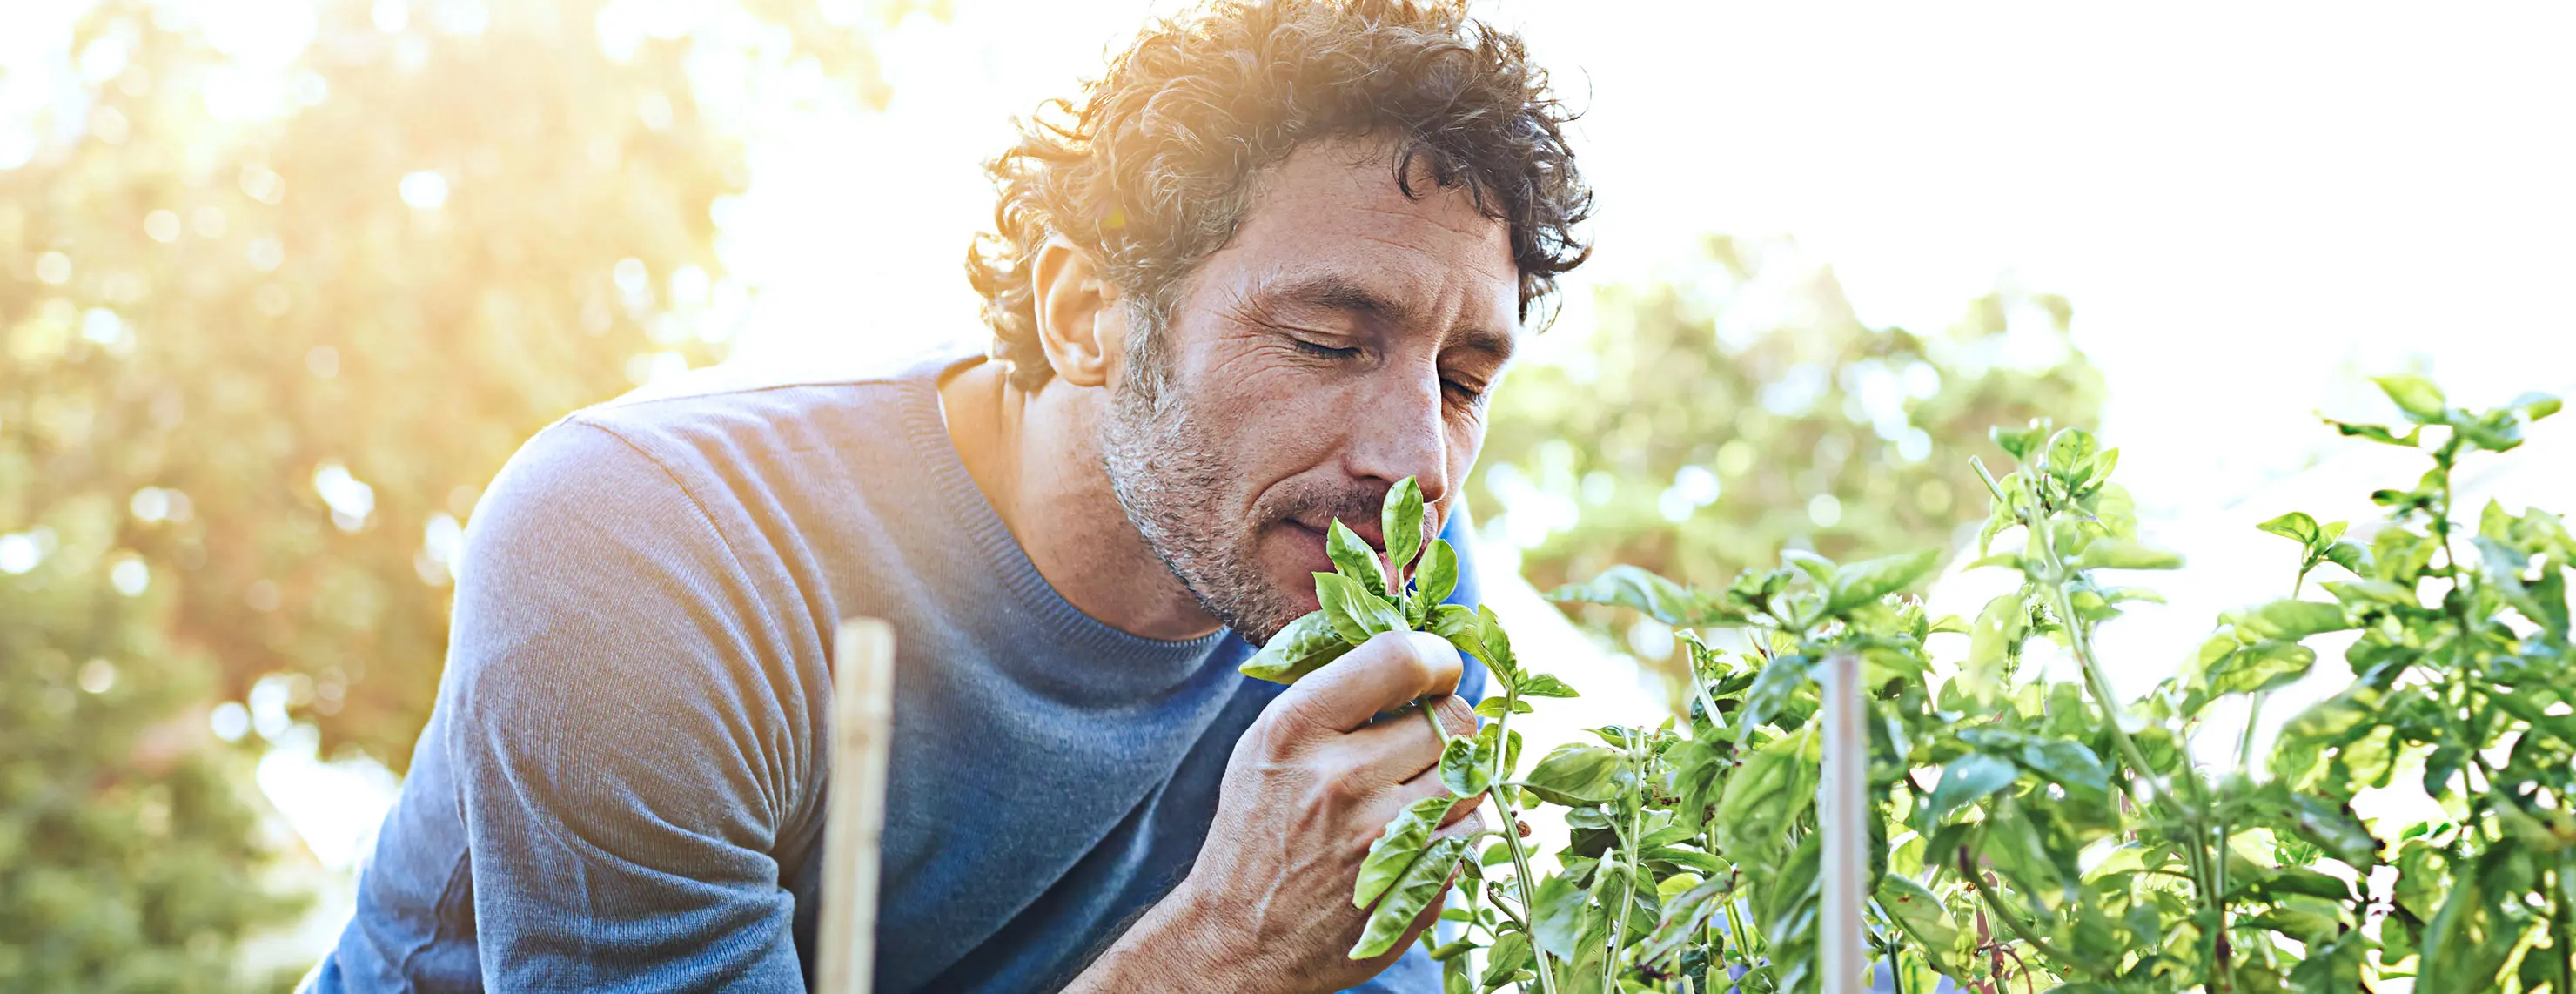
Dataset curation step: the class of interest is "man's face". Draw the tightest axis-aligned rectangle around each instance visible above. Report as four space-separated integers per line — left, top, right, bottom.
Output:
1101 138 1520 643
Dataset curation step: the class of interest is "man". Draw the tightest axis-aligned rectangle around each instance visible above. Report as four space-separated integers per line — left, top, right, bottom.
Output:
316 0 1590 990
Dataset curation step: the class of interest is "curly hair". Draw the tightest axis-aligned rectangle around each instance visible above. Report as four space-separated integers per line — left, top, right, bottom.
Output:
966 0 1593 390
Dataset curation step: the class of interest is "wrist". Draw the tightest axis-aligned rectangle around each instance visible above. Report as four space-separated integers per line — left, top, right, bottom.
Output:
1069 883 1283 994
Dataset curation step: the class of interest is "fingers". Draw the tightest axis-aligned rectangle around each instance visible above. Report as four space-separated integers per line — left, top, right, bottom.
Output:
1333 693 1483 787
1271 631 1462 736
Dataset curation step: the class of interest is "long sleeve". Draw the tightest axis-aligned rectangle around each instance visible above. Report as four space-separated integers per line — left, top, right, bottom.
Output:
441 420 815 991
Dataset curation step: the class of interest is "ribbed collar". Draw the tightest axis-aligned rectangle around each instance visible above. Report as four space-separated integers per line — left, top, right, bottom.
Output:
891 351 1231 703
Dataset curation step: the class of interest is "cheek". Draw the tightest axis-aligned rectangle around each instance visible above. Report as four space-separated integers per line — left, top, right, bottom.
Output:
1189 354 1348 471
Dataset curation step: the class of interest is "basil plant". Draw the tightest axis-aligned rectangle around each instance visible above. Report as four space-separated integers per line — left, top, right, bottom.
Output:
1247 374 2572 994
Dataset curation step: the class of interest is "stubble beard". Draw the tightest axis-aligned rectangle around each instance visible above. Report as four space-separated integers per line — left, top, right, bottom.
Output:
1098 332 1311 644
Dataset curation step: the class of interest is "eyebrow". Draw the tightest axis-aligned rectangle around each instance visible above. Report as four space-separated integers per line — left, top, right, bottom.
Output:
1251 272 1516 361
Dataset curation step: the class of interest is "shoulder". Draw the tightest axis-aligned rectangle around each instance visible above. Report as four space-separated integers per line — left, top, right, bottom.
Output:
468 347 970 548
570 348 958 470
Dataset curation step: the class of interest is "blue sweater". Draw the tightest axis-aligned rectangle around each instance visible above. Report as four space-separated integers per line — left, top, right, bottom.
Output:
315 351 1486 992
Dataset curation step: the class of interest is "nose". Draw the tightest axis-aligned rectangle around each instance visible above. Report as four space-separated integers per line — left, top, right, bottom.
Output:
1341 358 1452 519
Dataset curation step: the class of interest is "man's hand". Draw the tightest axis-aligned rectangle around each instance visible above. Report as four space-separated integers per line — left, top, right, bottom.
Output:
1066 630 1481 994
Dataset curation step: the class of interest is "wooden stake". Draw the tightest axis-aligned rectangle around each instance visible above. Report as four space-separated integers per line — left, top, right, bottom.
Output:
819 619 896 994
1818 649 1867 994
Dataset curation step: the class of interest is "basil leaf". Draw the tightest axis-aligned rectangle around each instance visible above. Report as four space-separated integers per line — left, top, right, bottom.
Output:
1826 547 1942 613
1529 873 1588 960
1472 605 1520 683
1440 735 1492 796
1383 476 1426 574
2374 373 2449 423
1926 753 2019 824
1515 673 1580 699
1238 610 1354 684
1353 793 1453 910
1479 930 1532 989
1638 874 1731 969
1316 572 1405 644
1414 538 1459 608
1521 743 1622 806
1546 564 1744 626
1430 603 1488 662
1349 835 1466 959
1327 518 1388 599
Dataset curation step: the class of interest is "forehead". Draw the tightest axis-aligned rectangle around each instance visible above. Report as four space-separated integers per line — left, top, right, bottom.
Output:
1197 138 1519 338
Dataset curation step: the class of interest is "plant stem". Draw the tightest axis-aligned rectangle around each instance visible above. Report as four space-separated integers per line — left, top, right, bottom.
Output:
1606 751 1646 991
1961 851 2083 974
1472 701 1561 994
2019 473 2230 986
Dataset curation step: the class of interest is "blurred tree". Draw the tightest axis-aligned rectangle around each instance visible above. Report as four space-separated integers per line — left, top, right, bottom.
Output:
1472 236 2104 641
1 0 924 986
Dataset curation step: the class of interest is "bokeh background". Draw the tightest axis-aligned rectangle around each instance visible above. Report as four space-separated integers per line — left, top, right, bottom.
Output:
3 0 2571 988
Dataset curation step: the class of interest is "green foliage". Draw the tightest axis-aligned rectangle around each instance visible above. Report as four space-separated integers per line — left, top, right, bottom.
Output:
1472 236 2103 628
3 0 920 984
1291 376 2573 993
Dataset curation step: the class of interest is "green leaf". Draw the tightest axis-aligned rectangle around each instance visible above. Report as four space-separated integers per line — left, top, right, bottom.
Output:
2289 793 2380 868
1354 793 1453 910
1350 834 1466 958
2510 391 2563 422
1521 743 1624 806
1317 572 1406 644
2231 599 2353 641
1992 422 2049 461
1516 673 1580 698
1926 753 2019 823
1384 476 1426 574
1429 604 1489 664
1439 736 1492 796
2257 511 2323 549
1639 875 1732 969
2071 538 2184 570
1327 518 1389 599
2044 426 2098 481
2320 541 2371 575
1549 564 1741 626
2322 578 2418 610
2374 373 2449 423
1413 539 1459 608
1473 695 1533 718
1472 605 1520 682
1962 590 2029 701
1529 873 1590 960
1781 548 1838 588
1239 611 1358 684
2206 640 2318 696
1735 653 1813 737
2323 418 2421 447
1714 729 1816 846
1826 548 1942 614
1479 930 1532 990
1875 875 1962 973
2016 738 2112 800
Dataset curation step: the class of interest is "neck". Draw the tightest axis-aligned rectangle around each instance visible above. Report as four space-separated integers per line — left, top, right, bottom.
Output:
938 359 1222 641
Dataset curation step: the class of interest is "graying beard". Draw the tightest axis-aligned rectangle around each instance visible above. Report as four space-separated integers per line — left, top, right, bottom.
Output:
1099 319 1305 644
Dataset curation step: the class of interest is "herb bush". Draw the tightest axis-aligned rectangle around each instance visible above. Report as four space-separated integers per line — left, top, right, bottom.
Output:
1244 375 2573 993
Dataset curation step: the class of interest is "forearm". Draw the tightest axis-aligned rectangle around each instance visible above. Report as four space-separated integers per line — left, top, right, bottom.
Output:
1061 888 1289 994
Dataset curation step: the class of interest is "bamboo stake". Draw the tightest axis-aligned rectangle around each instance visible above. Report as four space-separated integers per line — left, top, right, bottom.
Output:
819 619 896 994
1818 649 1867 994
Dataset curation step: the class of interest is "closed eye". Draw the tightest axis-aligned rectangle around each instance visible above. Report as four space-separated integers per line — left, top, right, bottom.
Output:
1291 338 1361 360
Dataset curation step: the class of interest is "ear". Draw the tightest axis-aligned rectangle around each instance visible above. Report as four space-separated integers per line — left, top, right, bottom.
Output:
1031 237 1124 389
